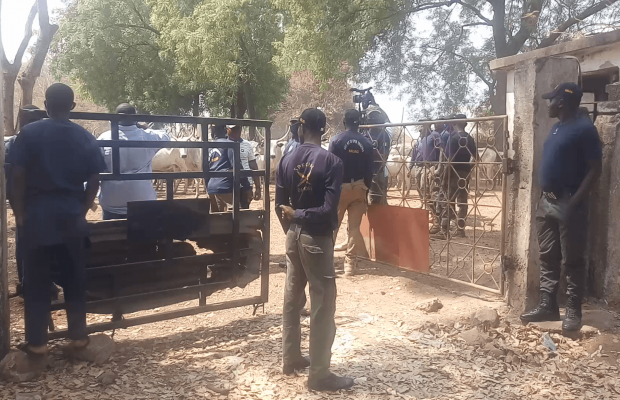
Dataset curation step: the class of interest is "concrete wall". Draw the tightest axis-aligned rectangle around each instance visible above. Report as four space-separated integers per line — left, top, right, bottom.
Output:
504 58 580 311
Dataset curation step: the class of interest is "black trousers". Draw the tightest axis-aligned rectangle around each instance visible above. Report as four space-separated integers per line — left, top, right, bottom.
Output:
437 168 469 230
369 169 388 205
536 196 588 300
23 238 88 346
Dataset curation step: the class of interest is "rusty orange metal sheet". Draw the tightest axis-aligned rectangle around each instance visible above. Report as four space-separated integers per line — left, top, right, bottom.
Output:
361 205 430 272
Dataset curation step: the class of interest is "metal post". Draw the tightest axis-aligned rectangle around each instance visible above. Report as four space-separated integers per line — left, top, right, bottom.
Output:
0 63 9 359
232 142 241 282
261 127 271 302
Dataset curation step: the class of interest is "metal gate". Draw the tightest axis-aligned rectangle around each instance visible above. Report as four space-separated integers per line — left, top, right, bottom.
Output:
359 116 510 295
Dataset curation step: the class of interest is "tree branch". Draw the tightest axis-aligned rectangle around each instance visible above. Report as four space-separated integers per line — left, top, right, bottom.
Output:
538 0 620 48
5 2 38 71
454 0 492 25
424 44 493 89
505 0 543 56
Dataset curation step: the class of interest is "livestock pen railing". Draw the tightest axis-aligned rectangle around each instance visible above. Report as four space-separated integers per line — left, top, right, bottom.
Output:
359 116 511 295
4 110 273 343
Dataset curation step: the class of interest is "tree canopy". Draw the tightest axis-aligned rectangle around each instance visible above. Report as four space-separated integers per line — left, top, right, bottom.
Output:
52 0 620 119
277 0 620 118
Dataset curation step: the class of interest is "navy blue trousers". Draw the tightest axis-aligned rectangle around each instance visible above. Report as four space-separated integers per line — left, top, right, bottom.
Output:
23 238 88 346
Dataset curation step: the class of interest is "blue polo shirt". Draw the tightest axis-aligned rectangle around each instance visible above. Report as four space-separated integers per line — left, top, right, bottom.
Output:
329 130 374 188
540 117 602 195
9 118 107 246
206 138 251 195
275 143 343 236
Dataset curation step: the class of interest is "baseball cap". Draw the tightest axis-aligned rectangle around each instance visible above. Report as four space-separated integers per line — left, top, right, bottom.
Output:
542 82 583 106
344 109 361 126
299 108 326 133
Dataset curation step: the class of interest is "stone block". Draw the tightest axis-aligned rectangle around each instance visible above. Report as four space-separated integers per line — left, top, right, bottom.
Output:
471 307 500 329
0 351 48 383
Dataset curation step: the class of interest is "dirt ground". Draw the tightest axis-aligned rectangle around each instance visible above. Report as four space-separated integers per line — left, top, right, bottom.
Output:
3 187 620 399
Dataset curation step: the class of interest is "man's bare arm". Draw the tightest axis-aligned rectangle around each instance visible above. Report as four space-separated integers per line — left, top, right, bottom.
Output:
85 174 101 216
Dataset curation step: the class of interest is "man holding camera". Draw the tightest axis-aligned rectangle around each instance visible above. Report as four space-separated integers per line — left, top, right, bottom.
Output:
329 109 373 276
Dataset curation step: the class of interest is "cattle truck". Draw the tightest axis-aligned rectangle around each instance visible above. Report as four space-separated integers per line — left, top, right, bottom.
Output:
17 110 272 339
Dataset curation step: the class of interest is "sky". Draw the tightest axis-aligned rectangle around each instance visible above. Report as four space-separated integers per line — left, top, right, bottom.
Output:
1 0 408 123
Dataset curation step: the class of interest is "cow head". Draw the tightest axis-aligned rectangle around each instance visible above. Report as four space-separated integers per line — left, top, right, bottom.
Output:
270 140 285 159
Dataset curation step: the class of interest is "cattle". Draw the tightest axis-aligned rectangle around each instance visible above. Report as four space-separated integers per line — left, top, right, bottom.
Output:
473 147 502 191
152 136 204 198
386 147 412 193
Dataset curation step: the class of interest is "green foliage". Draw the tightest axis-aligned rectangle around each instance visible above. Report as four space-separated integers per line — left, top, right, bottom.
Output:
278 0 620 118
148 0 288 118
51 0 197 114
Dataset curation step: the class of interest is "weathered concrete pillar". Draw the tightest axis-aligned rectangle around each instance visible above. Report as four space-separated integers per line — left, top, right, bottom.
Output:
505 57 579 312
594 102 620 301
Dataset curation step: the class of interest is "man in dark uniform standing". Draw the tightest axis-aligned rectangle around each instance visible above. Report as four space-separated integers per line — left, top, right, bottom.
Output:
434 114 477 238
11 83 107 356
206 124 250 212
365 110 391 205
520 83 602 332
5 105 43 293
329 109 373 276
276 108 353 391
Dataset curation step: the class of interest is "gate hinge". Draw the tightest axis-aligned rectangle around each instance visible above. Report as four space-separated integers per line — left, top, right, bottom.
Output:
501 256 514 271
503 158 516 175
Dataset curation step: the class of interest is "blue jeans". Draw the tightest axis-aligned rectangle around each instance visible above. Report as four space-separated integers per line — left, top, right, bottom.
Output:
102 210 127 220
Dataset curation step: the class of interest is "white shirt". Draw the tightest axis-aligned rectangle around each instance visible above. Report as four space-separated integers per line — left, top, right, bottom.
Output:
98 125 170 215
238 139 256 187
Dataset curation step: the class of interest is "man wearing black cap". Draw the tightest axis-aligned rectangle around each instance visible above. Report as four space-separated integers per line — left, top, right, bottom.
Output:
520 82 602 332
276 108 354 391
10 83 107 357
206 124 250 211
98 103 170 220
329 109 373 276
284 118 301 156
365 109 391 205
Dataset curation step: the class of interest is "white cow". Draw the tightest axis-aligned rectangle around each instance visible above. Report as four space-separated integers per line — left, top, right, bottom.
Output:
386 147 412 192
269 139 286 180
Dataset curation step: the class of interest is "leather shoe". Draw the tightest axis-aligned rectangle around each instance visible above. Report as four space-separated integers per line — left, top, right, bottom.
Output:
562 297 582 332
308 372 355 392
520 292 560 323
283 356 310 375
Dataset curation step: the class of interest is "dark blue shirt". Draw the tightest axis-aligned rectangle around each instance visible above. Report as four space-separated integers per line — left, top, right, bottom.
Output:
275 143 343 236
284 139 299 156
540 117 602 195
328 130 374 188
4 135 17 200
206 138 250 195
366 128 391 174
446 131 477 172
10 119 107 246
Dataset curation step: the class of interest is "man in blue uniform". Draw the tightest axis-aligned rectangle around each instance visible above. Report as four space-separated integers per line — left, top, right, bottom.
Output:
5 105 43 293
411 121 442 229
329 109 373 276
11 83 107 357
365 110 391 205
276 108 353 391
206 124 250 212
284 118 301 156
520 83 602 332
434 114 477 238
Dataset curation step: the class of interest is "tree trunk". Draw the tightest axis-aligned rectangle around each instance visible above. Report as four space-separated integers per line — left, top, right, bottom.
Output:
192 93 200 116
18 23 59 108
243 81 258 141
235 85 247 119
3 76 17 137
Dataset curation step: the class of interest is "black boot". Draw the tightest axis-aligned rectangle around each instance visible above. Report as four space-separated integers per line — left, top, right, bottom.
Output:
308 372 355 392
283 356 310 375
562 297 582 332
520 292 560 323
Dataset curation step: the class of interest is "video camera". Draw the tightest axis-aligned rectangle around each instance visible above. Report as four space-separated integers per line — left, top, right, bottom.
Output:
350 87 376 111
